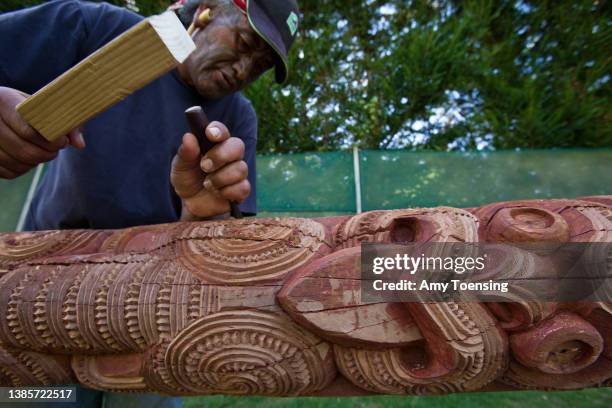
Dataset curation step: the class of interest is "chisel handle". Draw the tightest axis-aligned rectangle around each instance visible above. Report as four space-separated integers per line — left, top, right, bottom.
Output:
184 106 243 219
185 106 215 153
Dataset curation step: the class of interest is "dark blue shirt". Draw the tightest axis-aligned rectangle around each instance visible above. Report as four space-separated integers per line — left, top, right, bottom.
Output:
0 0 258 230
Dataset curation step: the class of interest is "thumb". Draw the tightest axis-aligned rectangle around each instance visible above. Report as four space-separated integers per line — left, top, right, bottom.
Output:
173 133 201 171
171 133 204 199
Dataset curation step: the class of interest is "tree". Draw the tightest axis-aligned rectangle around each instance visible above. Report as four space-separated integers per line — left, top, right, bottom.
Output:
249 0 611 152
3 1 610 152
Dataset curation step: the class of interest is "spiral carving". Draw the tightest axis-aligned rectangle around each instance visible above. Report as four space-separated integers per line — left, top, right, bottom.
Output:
509 312 603 374
0 198 609 395
472 199 612 390
0 230 107 276
0 343 73 386
484 207 570 244
146 310 336 396
501 357 612 390
479 245 558 331
99 222 184 254
333 207 479 249
318 208 509 394
334 301 508 394
175 218 329 284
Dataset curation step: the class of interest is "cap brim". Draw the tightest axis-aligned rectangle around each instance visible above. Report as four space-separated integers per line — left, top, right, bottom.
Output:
246 1 289 84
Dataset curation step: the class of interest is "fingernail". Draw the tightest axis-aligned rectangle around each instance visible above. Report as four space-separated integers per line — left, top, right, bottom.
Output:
209 127 221 140
76 132 85 148
203 179 213 190
201 158 213 172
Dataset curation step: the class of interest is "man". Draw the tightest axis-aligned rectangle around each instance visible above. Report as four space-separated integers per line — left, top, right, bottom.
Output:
0 0 299 406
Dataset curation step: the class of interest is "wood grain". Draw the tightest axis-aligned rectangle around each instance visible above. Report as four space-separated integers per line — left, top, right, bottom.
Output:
0 197 610 395
16 11 195 141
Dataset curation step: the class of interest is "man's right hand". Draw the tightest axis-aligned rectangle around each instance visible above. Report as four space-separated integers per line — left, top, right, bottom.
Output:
0 86 85 179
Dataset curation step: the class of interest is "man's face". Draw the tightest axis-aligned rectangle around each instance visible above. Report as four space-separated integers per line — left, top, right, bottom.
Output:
180 10 276 99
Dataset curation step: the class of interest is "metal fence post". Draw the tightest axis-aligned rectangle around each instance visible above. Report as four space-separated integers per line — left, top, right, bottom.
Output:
353 146 362 214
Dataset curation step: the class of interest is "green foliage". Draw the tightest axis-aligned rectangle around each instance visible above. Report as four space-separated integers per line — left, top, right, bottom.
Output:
2 1 610 152
246 0 611 152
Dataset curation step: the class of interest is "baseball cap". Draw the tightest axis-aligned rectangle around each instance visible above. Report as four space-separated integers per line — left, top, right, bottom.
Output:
234 0 300 84
171 0 300 84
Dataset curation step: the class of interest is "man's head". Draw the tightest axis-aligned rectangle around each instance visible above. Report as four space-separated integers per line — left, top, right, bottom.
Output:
176 0 299 99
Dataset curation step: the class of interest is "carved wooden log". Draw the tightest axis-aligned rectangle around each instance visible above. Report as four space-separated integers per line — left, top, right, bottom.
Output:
0 197 610 395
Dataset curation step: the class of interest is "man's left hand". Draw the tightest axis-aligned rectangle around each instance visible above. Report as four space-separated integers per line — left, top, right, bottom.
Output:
171 121 250 220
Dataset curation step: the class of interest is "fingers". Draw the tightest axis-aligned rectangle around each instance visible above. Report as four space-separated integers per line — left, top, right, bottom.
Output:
199 127 248 204
219 179 251 203
0 87 70 178
0 120 57 166
205 121 230 144
173 120 250 218
0 89 68 152
67 128 86 149
200 136 245 173
202 179 251 203
0 147 39 177
0 165 18 179
203 161 250 204
203 160 248 190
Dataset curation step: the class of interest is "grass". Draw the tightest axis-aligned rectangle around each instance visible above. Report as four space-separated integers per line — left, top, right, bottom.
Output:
184 389 612 408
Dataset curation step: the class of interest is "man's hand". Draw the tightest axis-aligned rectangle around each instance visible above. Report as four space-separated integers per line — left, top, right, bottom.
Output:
171 121 250 220
0 87 85 179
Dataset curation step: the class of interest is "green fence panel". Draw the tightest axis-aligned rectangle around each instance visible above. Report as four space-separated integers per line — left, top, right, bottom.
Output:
1 149 610 230
360 149 612 210
256 151 355 213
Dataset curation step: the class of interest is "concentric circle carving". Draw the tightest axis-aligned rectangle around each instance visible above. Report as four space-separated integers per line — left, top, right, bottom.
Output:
0 230 105 276
147 310 335 395
333 208 479 250
487 207 570 243
176 219 328 284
